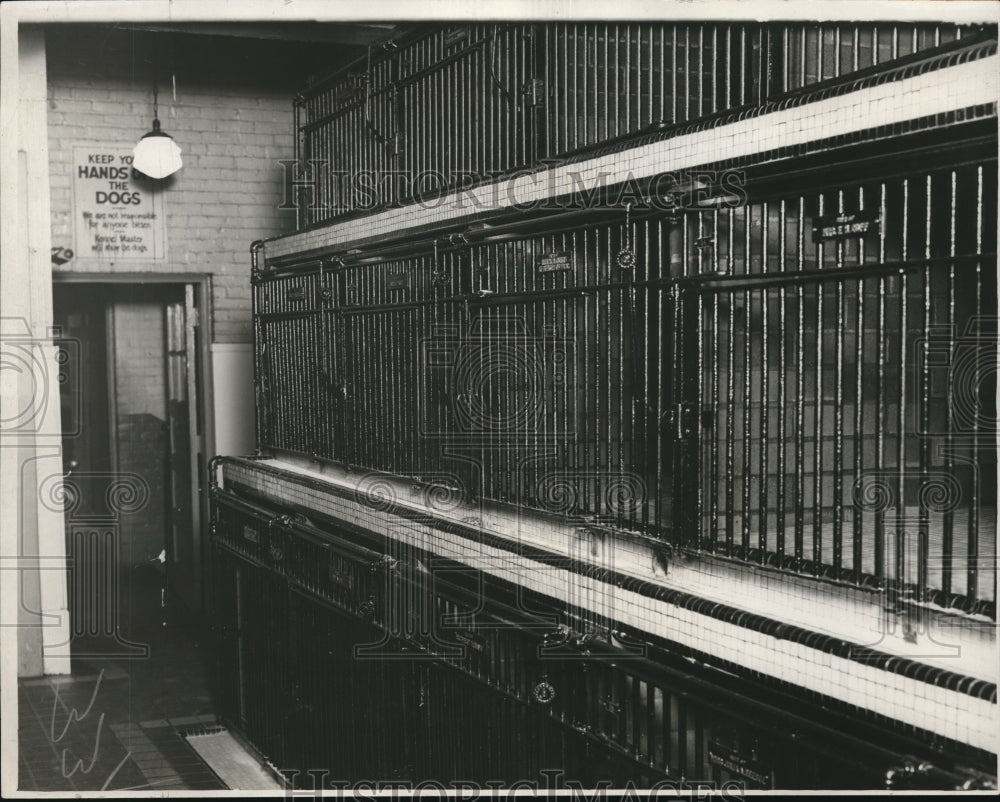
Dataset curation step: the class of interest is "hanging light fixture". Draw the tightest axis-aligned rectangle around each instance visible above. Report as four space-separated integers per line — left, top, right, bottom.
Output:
133 42 182 180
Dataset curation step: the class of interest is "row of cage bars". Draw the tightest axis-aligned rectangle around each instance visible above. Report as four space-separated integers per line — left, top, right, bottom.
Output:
213 495 992 785
212 502 778 785
672 166 996 611
294 21 973 227
254 162 996 615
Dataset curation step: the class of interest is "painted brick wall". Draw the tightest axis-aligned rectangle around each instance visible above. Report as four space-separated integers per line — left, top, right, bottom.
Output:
45 25 354 344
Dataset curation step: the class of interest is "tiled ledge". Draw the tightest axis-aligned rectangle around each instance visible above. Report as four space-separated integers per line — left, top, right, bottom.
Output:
217 455 997 753
262 52 999 262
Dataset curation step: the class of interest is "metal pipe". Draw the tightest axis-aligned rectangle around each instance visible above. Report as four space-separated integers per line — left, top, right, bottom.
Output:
896 178 910 601
939 170 957 597
833 190 845 573
777 201 788 559
875 182 887 582
918 175 933 601
968 165 984 601
759 203 771 557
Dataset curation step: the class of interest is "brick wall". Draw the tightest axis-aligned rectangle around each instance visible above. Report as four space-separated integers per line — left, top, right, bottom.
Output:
46 25 353 344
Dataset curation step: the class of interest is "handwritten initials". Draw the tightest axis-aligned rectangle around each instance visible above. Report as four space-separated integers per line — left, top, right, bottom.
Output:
48 669 133 789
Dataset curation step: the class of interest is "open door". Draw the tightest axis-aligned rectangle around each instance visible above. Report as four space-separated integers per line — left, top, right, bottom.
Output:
54 279 209 659
165 285 204 614
54 290 122 654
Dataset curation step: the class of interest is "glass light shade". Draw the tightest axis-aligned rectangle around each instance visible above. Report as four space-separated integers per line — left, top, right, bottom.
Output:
133 120 183 179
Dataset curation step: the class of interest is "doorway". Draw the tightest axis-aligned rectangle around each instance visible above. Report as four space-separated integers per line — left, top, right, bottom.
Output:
52 278 212 658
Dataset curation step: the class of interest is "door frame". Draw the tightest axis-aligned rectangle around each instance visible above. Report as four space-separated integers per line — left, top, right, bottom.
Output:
51 272 216 615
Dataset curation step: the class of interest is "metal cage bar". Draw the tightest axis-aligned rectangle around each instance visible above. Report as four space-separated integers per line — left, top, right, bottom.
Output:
293 21 976 227
256 156 998 617
209 483 998 786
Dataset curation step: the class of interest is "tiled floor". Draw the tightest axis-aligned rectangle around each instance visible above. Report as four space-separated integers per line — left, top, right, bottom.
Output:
17 565 228 792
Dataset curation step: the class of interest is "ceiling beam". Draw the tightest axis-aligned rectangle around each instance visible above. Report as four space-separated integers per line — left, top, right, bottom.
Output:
122 22 397 46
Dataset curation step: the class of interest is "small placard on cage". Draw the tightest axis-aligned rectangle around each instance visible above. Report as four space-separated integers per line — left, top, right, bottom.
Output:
708 742 773 789
811 210 880 243
386 272 410 292
537 251 573 273
286 286 306 302
453 629 487 653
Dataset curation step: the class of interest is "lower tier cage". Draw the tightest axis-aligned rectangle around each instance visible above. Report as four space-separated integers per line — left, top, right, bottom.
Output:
208 470 996 791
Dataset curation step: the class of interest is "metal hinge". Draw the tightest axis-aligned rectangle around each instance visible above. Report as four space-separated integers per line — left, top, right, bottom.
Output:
673 404 685 439
600 696 621 715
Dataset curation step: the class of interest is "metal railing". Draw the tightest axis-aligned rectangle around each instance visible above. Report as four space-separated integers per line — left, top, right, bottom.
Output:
254 159 998 617
292 21 980 228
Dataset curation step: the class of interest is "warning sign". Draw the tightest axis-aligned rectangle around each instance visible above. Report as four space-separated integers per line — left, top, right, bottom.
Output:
72 145 166 261
811 209 880 243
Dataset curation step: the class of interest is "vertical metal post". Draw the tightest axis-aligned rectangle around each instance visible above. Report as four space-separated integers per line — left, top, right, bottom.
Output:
896 178 910 601
742 207 752 553
777 200 788 560
795 197 806 562
918 175 933 601
759 203 771 557
968 165 984 602
853 187 866 575
813 195 826 570
726 208 737 552
833 190 845 574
